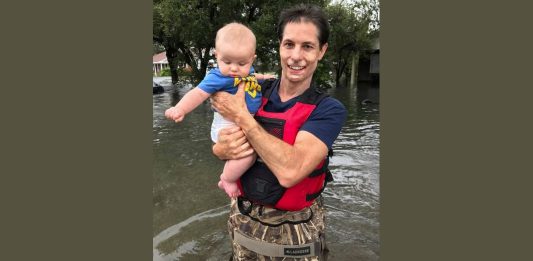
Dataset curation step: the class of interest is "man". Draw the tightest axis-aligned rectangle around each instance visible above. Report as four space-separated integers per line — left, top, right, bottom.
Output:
211 4 347 260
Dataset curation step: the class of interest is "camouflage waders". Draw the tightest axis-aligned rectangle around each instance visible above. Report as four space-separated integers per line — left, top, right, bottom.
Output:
228 197 328 260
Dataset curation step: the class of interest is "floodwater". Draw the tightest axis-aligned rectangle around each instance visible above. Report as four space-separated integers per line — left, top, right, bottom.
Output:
153 77 380 260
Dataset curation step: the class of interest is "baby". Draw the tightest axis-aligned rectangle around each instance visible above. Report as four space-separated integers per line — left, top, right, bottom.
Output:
165 22 274 198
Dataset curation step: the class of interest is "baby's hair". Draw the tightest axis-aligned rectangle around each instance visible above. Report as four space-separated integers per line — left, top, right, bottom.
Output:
215 22 256 52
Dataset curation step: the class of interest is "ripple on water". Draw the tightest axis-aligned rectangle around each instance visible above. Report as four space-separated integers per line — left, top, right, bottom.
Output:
153 205 230 261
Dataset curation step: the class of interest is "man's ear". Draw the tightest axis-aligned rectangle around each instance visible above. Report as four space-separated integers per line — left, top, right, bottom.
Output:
318 43 328 60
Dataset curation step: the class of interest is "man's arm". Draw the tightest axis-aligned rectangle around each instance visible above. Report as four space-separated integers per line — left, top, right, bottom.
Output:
243 122 328 188
211 83 328 188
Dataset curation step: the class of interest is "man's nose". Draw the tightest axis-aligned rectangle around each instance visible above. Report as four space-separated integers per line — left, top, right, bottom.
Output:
290 46 302 60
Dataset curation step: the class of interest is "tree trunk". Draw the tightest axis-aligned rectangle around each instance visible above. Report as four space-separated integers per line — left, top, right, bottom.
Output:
350 52 359 88
165 46 179 84
168 57 179 85
335 59 347 88
190 48 210 84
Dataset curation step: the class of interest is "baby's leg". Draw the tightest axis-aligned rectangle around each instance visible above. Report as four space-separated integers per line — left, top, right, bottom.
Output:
219 153 257 198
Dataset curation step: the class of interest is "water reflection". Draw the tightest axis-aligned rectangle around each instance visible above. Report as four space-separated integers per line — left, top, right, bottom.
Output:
153 79 380 260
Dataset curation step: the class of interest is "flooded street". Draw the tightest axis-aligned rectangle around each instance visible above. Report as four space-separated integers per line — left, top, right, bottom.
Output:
153 78 380 260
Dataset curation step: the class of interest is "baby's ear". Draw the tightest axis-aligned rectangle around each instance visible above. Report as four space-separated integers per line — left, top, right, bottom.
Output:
214 50 218 58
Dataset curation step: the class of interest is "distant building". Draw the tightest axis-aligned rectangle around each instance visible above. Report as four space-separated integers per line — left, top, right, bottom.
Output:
358 34 380 83
153 51 212 76
153 52 169 76
369 37 379 75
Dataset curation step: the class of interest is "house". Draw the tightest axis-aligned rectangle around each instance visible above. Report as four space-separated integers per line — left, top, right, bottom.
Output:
357 34 380 83
153 50 216 76
153 52 169 76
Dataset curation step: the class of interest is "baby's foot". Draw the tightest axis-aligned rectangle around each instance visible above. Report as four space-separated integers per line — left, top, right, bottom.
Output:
218 178 240 198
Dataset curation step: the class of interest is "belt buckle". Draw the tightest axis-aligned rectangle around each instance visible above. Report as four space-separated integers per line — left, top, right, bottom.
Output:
237 197 253 215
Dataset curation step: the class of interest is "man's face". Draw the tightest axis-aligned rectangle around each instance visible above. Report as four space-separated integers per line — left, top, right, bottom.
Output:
279 22 328 84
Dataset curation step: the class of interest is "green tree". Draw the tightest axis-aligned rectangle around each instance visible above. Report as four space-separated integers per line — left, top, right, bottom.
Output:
322 0 379 88
248 0 330 75
153 0 380 88
153 0 329 84
153 43 165 55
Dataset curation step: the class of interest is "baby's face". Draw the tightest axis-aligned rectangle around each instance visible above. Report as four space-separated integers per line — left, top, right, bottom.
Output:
215 42 255 78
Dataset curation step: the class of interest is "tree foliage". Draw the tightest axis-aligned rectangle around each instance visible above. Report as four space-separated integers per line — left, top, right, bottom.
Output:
320 0 380 88
153 0 379 87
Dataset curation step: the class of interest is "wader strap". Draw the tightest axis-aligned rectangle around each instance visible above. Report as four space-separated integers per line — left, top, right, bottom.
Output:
306 169 333 201
233 230 321 258
237 197 314 227
308 157 330 178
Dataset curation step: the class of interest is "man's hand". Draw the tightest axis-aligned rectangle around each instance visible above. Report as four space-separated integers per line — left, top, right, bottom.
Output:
212 126 254 160
210 82 248 123
165 106 185 123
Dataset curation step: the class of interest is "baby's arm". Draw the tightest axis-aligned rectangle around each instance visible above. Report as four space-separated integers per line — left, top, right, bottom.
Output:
165 87 210 122
254 73 276 80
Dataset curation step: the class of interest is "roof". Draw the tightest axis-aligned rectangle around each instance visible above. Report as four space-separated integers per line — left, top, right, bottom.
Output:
153 52 168 64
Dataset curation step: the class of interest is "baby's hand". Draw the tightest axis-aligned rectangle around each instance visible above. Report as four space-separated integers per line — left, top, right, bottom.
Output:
164 107 185 123
255 73 276 80
263 74 276 79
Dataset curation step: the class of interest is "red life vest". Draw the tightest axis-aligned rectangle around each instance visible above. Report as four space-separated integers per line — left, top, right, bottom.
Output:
237 79 333 211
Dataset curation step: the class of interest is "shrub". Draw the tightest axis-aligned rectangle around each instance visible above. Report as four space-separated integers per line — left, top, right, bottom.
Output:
160 68 171 76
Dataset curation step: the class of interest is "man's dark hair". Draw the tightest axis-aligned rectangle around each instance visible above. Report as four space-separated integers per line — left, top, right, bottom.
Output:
277 4 330 48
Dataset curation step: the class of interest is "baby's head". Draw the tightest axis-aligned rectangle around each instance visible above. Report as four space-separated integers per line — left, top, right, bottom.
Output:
214 23 257 78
